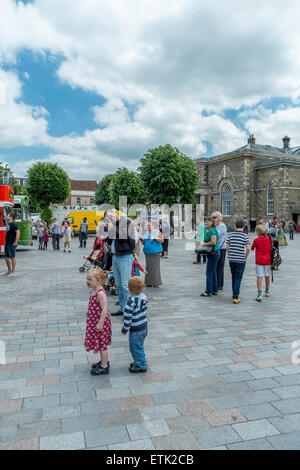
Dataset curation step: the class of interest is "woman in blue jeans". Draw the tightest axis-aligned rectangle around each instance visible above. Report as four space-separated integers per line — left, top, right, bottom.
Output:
200 217 220 297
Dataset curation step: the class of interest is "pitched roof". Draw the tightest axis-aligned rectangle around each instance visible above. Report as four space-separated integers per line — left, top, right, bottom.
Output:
70 180 98 191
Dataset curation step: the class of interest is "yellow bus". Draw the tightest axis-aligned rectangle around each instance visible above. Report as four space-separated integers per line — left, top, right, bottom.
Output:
64 210 121 235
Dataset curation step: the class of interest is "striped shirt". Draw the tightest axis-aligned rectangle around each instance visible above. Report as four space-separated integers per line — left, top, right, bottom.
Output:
227 230 250 263
122 293 148 333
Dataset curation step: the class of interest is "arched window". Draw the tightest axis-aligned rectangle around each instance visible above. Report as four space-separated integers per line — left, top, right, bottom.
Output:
222 184 231 216
267 183 274 215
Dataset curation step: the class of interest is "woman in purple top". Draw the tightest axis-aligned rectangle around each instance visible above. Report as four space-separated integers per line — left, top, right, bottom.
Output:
212 211 227 291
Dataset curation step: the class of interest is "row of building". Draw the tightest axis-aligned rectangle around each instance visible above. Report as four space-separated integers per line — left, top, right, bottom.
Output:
18 135 300 228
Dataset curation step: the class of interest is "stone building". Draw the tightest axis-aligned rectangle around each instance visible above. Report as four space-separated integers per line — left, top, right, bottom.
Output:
194 135 300 230
51 179 98 221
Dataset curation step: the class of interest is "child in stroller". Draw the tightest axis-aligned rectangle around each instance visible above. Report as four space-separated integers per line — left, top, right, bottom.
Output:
79 238 108 272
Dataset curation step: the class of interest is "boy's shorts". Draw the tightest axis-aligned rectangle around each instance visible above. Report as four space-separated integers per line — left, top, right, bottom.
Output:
4 245 16 259
63 236 71 243
256 265 271 277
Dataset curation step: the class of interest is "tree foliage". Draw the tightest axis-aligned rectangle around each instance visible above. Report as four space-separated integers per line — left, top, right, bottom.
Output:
26 162 70 209
95 174 115 205
139 144 199 206
109 168 147 209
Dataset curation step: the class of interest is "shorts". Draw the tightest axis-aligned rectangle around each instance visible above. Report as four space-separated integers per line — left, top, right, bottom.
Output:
256 265 271 277
63 236 71 243
5 245 16 259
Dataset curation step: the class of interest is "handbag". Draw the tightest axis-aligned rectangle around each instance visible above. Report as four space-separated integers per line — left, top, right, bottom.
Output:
197 245 214 256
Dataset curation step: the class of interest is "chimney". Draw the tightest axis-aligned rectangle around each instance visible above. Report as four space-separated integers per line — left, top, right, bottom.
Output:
283 135 290 149
248 134 255 144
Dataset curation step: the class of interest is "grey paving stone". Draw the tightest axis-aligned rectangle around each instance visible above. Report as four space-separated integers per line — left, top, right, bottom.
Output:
269 414 300 433
267 432 300 450
152 391 190 405
193 425 241 448
81 400 120 415
7 386 43 400
152 432 203 450
232 419 280 441
221 371 254 383
39 432 85 450
246 378 281 391
0 409 42 427
62 414 102 433
17 420 61 440
42 404 81 421
43 382 77 396
60 391 96 406
140 405 180 421
272 385 300 400
0 425 17 444
23 394 60 410
271 398 300 414
226 438 275 450
85 426 129 447
274 374 300 387
0 378 27 391
238 404 281 420
126 419 171 440
108 439 155 450
101 409 142 427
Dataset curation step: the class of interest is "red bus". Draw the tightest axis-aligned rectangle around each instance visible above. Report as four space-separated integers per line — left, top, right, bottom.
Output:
0 172 14 254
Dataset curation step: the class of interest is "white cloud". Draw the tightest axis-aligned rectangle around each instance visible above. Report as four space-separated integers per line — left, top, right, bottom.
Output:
245 106 300 148
0 68 49 147
2 0 300 177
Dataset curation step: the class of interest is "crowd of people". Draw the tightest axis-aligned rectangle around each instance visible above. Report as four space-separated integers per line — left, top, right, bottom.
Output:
2 206 297 377
194 213 295 303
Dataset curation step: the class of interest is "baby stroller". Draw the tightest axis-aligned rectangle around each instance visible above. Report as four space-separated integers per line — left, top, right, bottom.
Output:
79 238 106 272
104 271 117 296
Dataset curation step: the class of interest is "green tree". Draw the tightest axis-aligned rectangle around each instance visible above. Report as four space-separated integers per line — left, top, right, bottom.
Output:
26 162 70 211
95 174 115 205
109 168 147 209
139 144 199 206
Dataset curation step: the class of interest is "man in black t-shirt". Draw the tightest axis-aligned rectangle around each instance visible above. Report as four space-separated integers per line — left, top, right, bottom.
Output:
4 213 20 276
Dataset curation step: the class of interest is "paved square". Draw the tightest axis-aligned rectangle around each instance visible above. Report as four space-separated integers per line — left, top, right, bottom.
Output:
1 234 300 449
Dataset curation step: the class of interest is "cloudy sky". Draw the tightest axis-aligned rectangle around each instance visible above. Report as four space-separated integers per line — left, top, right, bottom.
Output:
1 0 300 180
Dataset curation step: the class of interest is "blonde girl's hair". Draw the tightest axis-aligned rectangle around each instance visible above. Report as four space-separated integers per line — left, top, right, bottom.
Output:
212 211 223 223
256 224 268 236
87 268 107 285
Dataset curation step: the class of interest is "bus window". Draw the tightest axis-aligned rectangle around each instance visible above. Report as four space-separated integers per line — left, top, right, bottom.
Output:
14 207 22 221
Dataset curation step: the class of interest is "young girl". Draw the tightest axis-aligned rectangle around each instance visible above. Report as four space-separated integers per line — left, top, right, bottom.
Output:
85 268 112 375
43 226 49 250
63 222 73 253
37 222 44 250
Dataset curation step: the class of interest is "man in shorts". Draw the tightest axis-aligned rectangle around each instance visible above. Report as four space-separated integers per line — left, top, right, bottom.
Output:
4 213 20 276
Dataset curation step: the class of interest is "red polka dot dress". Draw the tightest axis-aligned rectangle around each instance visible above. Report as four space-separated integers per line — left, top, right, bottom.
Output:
84 288 112 353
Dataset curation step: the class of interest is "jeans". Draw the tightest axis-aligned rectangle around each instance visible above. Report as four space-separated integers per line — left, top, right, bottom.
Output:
197 251 207 263
229 262 246 299
205 250 220 294
112 253 133 312
289 230 294 240
79 232 88 247
129 329 147 369
52 234 60 250
217 249 226 289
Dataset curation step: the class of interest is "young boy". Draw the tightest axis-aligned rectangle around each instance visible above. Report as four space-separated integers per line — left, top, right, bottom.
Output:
122 277 148 373
251 224 272 302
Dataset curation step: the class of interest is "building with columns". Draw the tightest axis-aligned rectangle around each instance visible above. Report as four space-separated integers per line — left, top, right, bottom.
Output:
194 135 300 230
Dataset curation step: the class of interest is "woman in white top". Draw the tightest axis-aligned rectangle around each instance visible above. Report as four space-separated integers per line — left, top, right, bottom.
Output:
212 211 227 291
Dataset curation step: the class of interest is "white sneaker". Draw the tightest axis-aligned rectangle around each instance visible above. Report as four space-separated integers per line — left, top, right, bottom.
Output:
265 292 270 297
256 295 263 302
1 272 10 276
